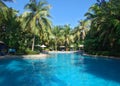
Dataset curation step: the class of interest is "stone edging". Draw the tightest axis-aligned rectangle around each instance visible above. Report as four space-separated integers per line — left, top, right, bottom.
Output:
0 54 49 59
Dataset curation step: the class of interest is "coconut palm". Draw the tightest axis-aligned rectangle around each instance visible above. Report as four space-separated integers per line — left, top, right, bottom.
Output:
0 0 16 31
23 0 52 51
73 20 90 47
0 0 14 7
62 24 72 51
51 26 62 51
0 0 8 21
84 0 120 56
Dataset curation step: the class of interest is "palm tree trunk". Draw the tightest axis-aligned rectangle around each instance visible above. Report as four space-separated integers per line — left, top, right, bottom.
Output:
32 35 35 51
55 38 57 51
82 31 85 40
65 36 68 51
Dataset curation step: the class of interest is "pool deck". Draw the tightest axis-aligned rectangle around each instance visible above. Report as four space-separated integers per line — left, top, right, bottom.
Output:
1 51 119 59
48 51 79 53
0 51 81 59
83 53 120 59
0 54 49 59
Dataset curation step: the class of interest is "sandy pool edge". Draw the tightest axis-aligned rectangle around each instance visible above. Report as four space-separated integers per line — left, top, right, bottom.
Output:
0 54 49 59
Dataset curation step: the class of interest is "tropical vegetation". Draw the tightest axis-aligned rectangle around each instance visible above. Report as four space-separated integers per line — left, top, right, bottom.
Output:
0 0 120 57
0 0 87 54
84 0 120 56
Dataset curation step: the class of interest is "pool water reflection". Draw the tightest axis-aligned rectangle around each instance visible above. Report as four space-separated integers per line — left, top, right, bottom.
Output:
0 53 120 86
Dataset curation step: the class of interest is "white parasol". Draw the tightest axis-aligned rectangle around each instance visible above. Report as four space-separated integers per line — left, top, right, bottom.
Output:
40 44 46 48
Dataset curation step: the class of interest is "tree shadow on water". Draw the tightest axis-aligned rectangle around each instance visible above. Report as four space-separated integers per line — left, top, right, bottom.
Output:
74 56 120 83
0 57 67 86
0 58 41 86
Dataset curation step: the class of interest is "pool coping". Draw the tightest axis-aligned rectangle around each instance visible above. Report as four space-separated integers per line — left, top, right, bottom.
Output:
83 53 120 59
0 51 79 59
48 51 79 53
0 51 119 60
0 54 49 59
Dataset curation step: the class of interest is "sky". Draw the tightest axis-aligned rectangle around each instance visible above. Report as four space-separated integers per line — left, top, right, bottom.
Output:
5 0 97 28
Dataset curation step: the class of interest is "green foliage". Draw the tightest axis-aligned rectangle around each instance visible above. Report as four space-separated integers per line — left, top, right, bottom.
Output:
2 0 120 57
50 25 76 51
25 48 39 55
73 20 90 47
22 0 52 51
84 0 120 56
1 0 90 54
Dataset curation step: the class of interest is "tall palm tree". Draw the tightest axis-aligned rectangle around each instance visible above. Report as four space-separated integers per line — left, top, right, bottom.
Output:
84 0 120 55
0 0 11 40
0 0 15 29
78 20 89 40
0 0 14 7
62 24 71 51
73 20 89 46
23 0 52 51
51 26 62 51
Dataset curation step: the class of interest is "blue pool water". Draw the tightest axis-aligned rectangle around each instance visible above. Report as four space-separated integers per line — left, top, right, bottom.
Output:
0 53 120 86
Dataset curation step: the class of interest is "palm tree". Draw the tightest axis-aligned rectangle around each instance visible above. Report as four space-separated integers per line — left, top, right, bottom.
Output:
73 20 90 47
0 0 8 20
79 20 89 40
84 0 120 55
62 24 71 51
0 0 14 7
0 0 15 33
23 0 52 51
51 26 62 51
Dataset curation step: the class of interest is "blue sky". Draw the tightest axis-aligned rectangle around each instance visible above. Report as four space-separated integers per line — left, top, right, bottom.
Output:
5 0 97 28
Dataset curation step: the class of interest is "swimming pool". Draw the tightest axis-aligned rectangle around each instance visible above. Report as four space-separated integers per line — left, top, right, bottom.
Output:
0 53 120 86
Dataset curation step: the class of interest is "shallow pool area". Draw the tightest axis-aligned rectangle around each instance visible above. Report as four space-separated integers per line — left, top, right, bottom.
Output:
0 53 120 86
